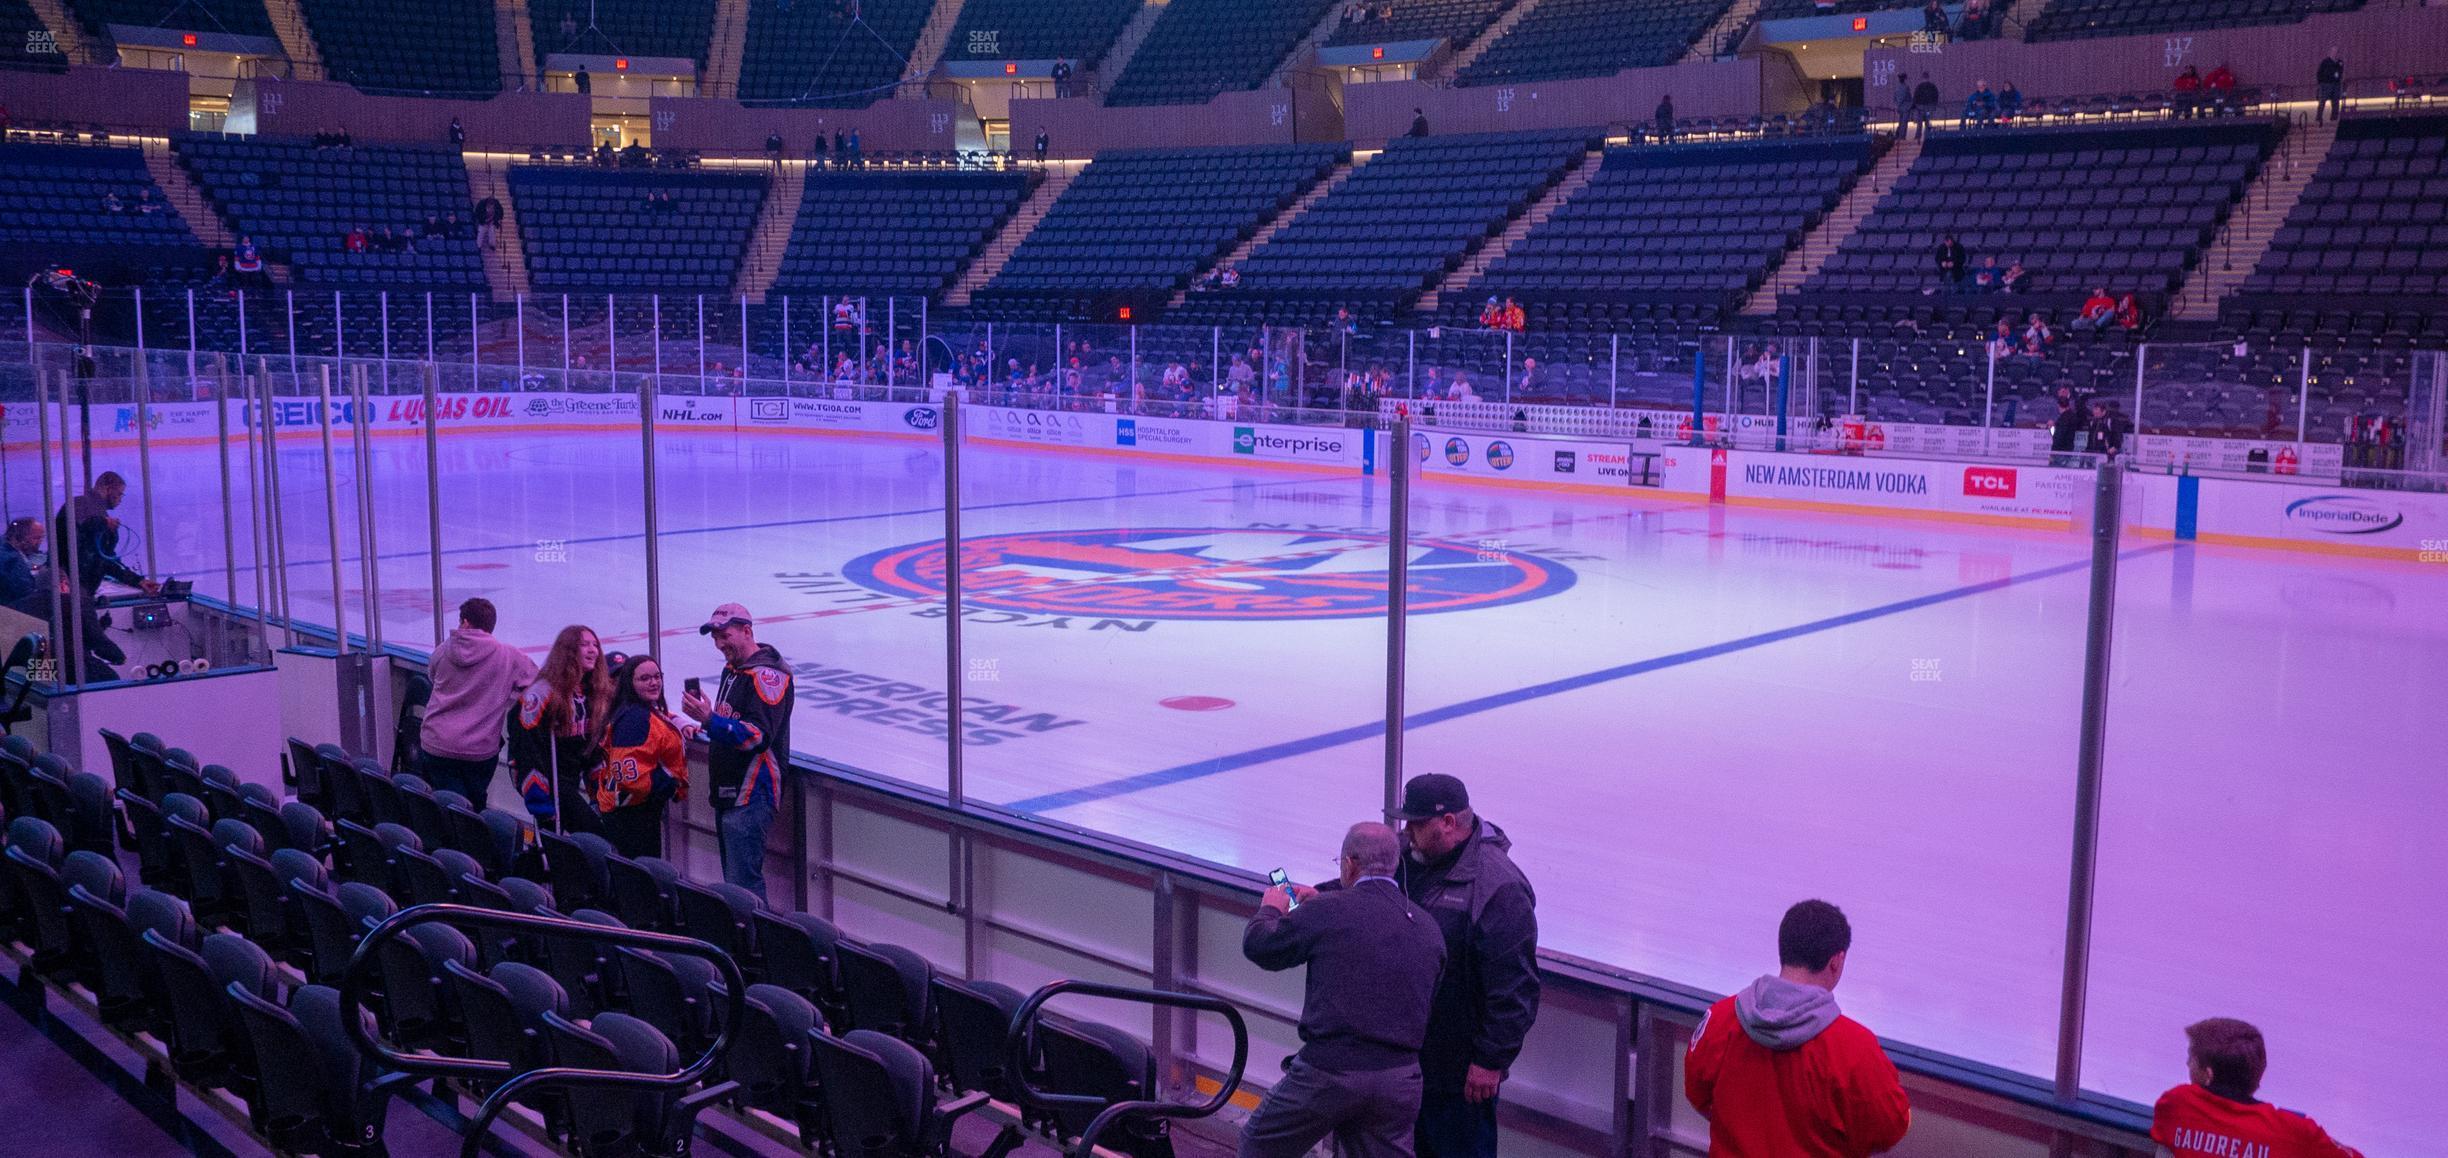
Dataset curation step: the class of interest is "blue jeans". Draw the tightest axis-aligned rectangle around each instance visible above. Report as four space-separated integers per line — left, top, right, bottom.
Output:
1415 1089 1497 1158
715 796 775 901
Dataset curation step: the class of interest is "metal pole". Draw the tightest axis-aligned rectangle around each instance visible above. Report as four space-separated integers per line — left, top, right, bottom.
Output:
607 294 618 386
1776 354 1792 453
821 295 830 380
469 292 479 388
783 295 792 387
2132 342 2147 438
640 367 663 665
381 292 392 393
920 296 929 392
316 364 349 653
561 294 571 381
215 364 238 614
1503 332 1514 405
424 363 444 648
2296 346 2311 447
654 293 664 397
351 364 382 651
1984 344 1997 453
134 286 159 574
1213 326 1222 400
185 287 198 402
34 370 66 686
517 293 526 385
887 297 897 393
1609 333 1619 409
1849 337 1860 415
2054 464 2124 1103
1130 323 1140 409
942 394 965 809
1407 330 1416 400
1723 335 1735 418
739 294 749 389
696 294 706 392
237 289 249 367
247 363 277 646
424 292 435 366
1383 414 1411 817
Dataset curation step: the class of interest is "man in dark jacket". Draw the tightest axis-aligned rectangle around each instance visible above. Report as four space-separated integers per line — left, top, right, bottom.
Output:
1242 823 1447 1158
681 603 795 898
1393 774 1539 1158
2314 49 2344 122
2049 389 2087 466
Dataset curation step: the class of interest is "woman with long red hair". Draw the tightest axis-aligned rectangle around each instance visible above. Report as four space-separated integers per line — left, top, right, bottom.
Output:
509 624 612 832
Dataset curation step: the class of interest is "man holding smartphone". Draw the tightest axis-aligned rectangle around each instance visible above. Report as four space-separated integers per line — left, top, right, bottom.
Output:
1240 823 1446 1158
680 603 794 899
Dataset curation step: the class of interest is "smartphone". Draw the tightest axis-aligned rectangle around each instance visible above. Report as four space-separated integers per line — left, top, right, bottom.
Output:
684 677 703 698
1268 868 1299 909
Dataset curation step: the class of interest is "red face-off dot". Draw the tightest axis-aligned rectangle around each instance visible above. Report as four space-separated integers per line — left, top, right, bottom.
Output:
1161 695 1236 712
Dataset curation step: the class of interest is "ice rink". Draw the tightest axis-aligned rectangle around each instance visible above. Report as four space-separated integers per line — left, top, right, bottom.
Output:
30 423 2445 1154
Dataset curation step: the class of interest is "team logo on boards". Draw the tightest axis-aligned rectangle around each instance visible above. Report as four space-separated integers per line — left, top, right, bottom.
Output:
842 526 1576 621
1443 437 1470 466
1485 441 1514 470
2282 495 2403 535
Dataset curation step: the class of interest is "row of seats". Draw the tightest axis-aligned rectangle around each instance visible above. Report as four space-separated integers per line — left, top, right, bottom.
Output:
1453 0 1729 87
0 726 1179 1158
774 172 1029 297
1474 136 1876 312
528 0 716 67
176 133 489 289
297 0 501 96
1105 0 1338 106
509 167 768 293
0 143 206 273
1226 129 1596 300
2235 113 2448 309
979 143 1346 312
66 0 274 40
945 0 1143 68
1323 0 1514 49
2026 0 2365 42
738 0 928 107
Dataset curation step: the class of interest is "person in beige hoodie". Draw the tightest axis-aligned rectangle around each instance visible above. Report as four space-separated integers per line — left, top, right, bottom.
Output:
418 597 536 805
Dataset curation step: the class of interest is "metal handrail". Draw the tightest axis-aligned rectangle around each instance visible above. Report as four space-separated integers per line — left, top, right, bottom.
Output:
337 902 748 1158
1008 980 1251 1158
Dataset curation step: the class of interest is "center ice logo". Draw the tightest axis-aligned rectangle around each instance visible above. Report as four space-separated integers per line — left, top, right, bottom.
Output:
843 527 1575 621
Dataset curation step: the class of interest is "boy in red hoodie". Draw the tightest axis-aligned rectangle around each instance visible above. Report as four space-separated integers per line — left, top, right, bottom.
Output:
2152 1018 2363 1158
1685 900 1910 1158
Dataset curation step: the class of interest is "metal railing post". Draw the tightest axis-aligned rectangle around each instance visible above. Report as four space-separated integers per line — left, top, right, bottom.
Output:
424 363 445 648
2053 465 2124 1103
943 395 965 809
350 364 382 651
640 367 663 665
316 364 349 653
1384 415 1411 816
134 287 159 574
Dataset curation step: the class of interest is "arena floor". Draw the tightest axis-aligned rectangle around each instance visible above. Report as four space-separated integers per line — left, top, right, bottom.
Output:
34 425 2443 1154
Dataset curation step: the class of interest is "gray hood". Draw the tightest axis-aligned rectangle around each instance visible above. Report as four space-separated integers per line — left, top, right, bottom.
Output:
1733 975 1840 1051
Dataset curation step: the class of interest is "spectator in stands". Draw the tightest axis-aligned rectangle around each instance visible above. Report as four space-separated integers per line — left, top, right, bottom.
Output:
621 141 648 167
2114 292 2143 331
1239 822 1445 1158
1969 254 2001 292
102 191 123 214
2172 66 2201 117
2019 312 2053 358
846 128 863 167
2311 51 2350 123
1655 95 1676 143
766 132 786 166
1220 265 1242 289
136 188 162 215
233 236 264 286
559 12 577 40
1999 260 2030 293
1411 108 1430 138
2152 1019 2364 1158
1393 773 1538 1158
682 603 795 898
2071 288 2116 332
1997 81 2023 122
1892 77 1915 131
446 211 469 239
0 517 45 617
1959 0 1987 37
575 64 591 94
2050 389 2087 465
418 597 535 804
1501 298 1526 332
2085 399 2130 458
1986 317 2015 361
832 129 847 161
1034 129 1049 163
0 106 11 139
1911 75 1939 137
811 131 828 169
343 224 368 254
1963 82 1997 127
511 624 610 833
1052 58 1074 99
448 117 465 146
423 213 445 239
2205 63 2237 115
1516 357 1545 399
593 654 693 859
1448 373 1476 402
1684 900 1911 1158
1921 0 1948 37
475 196 502 251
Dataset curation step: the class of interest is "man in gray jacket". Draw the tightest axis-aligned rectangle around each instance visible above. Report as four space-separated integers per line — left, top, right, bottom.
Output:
418 597 535 803
1242 823 1447 1158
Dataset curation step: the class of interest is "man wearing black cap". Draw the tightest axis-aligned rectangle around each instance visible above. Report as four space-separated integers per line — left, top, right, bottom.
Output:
1393 773 1540 1158
680 602 794 898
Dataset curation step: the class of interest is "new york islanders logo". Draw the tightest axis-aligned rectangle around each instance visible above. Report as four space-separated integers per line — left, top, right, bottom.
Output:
843 527 1574 621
